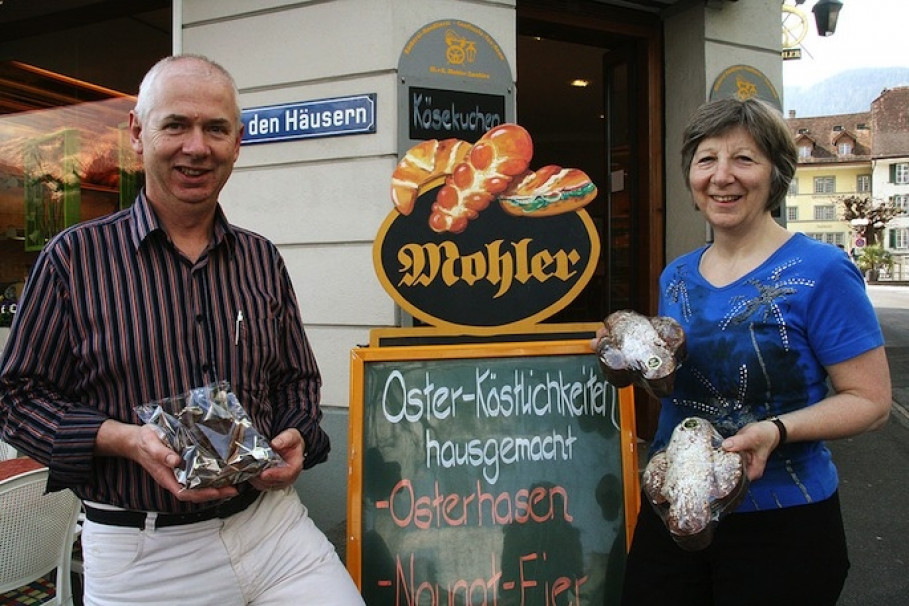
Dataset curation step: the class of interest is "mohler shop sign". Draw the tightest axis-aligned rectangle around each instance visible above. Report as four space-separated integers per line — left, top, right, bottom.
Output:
374 123 600 335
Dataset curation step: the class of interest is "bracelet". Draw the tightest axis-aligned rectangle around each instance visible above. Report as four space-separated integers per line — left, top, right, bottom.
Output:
767 416 788 447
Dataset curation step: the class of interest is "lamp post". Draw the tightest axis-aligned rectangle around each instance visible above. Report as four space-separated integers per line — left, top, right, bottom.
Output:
812 0 843 36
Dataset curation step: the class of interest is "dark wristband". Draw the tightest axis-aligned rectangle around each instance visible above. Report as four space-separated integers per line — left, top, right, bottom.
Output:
767 416 788 447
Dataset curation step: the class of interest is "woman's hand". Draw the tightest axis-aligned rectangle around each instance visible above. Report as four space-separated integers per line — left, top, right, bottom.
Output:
589 326 607 352
721 346 892 483
721 420 781 482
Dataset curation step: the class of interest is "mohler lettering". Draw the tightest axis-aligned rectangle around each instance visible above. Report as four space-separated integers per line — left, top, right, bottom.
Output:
397 239 581 298
412 93 501 135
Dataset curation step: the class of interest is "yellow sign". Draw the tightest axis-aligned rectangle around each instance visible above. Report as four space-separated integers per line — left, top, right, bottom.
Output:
710 65 782 110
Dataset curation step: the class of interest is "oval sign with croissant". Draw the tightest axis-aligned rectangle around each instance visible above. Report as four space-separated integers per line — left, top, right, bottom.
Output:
374 123 600 334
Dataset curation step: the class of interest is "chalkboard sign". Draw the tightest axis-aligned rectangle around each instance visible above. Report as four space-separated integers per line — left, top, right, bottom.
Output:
348 340 639 605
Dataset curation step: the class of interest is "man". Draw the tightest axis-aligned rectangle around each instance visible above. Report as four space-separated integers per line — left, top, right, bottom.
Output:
0 55 364 605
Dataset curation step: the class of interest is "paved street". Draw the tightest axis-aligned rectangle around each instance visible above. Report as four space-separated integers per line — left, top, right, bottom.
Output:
833 284 909 606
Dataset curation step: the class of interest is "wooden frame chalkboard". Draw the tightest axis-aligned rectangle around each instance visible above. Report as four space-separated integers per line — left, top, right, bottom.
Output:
347 339 639 604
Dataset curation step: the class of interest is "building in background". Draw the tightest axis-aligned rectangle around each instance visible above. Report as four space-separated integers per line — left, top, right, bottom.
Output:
786 86 909 277
785 110 871 249
872 86 909 268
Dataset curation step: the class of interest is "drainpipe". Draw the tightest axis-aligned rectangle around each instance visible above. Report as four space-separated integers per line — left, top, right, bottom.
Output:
172 0 183 55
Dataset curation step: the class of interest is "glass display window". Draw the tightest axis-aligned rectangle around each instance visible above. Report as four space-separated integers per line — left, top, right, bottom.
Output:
0 62 144 326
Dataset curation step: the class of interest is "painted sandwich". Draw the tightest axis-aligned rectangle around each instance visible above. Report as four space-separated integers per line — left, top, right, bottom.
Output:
499 165 597 217
389 123 598 233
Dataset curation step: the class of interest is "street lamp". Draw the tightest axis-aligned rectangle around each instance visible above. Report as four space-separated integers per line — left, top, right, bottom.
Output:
812 0 843 37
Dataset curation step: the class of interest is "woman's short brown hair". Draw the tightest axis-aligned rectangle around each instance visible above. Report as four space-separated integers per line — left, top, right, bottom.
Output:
680 97 796 212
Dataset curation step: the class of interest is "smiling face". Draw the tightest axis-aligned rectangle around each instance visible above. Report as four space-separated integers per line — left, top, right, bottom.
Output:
688 125 773 235
129 58 243 217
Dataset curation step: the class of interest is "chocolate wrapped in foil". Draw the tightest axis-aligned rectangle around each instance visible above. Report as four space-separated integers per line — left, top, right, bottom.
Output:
135 382 284 489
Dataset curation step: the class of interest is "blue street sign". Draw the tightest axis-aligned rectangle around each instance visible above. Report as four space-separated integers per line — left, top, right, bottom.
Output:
241 93 376 145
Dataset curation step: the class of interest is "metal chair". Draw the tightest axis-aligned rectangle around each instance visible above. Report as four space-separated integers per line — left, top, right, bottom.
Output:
0 467 82 605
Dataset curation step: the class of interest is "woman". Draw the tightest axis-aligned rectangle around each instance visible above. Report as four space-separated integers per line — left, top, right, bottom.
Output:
610 97 892 605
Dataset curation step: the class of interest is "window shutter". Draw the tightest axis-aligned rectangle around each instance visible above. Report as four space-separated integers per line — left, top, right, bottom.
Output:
890 229 896 248
890 164 897 183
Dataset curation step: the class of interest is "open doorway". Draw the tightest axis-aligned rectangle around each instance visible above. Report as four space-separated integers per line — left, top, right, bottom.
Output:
517 3 665 436
517 7 664 322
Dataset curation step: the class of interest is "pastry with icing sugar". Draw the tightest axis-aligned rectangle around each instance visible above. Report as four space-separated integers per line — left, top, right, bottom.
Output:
642 417 748 551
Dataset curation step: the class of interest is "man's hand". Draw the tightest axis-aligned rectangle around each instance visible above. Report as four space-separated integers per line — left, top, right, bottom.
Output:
249 428 305 492
97 419 238 503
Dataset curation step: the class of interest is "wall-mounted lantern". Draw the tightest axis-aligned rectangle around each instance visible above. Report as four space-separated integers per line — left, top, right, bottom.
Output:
812 0 843 36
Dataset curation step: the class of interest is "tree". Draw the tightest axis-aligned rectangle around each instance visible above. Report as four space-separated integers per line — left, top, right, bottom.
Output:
839 195 900 246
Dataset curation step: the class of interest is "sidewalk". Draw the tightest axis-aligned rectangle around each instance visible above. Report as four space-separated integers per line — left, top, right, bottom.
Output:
832 289 909 606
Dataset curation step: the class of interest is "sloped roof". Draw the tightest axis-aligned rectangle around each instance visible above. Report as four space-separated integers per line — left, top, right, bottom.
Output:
786 111 871 164
871 86 909 158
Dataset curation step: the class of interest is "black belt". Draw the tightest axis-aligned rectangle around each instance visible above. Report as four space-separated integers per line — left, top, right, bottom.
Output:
83 487 261 529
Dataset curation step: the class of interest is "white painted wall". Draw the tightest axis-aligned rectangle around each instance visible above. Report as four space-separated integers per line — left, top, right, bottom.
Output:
663 0 784 262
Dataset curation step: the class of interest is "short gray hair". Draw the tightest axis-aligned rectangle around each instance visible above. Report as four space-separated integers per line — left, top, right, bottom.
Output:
133 54 241 126
680 97 796 213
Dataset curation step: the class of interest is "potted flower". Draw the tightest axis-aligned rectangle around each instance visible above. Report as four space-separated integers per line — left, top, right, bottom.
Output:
855 244 893 282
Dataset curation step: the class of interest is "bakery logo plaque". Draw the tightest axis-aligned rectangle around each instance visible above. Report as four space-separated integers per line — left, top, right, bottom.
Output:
709 65 782 111
397 20 515 163
374 123 600 335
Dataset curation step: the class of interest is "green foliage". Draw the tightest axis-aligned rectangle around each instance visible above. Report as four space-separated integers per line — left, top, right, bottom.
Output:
855 244 893 278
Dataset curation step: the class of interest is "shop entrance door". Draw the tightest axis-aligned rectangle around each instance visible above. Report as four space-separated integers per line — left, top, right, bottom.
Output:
516 6 664 325
517 4 665 436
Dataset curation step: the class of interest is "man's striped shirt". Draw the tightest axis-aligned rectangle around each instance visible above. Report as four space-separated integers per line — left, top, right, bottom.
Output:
0 193 328 512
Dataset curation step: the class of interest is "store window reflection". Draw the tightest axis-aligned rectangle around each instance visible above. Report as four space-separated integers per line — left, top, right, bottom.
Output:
0 61 143 328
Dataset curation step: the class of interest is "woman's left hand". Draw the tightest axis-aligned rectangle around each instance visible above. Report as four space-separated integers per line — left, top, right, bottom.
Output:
721 420 781 482
722 346 892 482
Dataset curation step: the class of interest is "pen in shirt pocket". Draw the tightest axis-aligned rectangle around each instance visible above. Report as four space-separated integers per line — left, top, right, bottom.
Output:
235 310 244 345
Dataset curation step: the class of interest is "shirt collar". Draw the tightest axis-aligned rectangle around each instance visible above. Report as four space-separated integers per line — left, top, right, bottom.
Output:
128 190 238 256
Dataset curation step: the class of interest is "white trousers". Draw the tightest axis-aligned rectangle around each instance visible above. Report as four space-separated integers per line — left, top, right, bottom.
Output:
81 487 364 605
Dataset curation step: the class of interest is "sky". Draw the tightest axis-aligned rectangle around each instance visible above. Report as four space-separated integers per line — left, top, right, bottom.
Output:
782 0 909 88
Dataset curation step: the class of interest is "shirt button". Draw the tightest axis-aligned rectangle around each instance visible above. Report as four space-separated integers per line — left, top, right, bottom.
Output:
196 314 204 323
